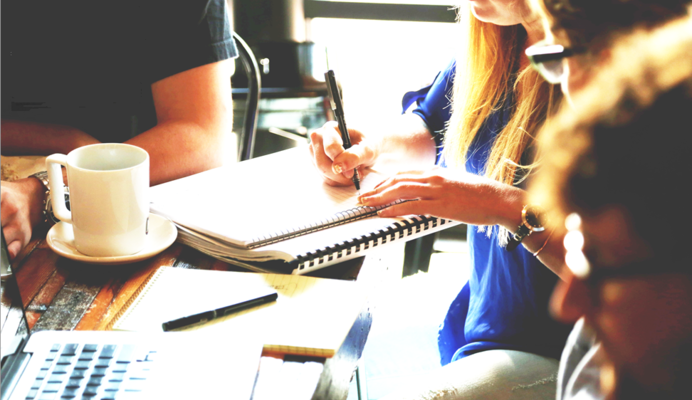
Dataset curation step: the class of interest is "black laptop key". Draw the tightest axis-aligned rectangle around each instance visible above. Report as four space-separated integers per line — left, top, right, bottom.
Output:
83 386 98 396
36 370 48 379
82 344 98 352
46 374 65 384
38 391 57 400
25 388 39 399
86 376 103 387
41 360 53 371
64 379 83 389
77 352 94 361
104 381 122 392
99 345 117 359
101 393 117 400
90 367 107 377
60 388 79 398
108 372 125 382
112 364 128 373
94 358 111 368
60 344 78 356
51 365 69 375
74 360 91 370
42 382 61 392
68 369 86 379
56 355 75 365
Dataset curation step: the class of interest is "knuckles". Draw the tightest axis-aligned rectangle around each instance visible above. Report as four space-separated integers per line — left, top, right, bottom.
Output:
309 130 322 144
324 142 344 158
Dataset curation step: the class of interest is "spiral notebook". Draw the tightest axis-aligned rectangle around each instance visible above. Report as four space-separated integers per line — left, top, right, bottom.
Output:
150 147 460 274
108 267 366 358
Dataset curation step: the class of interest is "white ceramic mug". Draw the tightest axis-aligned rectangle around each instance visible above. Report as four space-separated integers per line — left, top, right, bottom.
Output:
46 144 150 257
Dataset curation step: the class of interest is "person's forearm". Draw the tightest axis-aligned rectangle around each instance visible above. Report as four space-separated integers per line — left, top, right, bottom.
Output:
135 59 233 186
494 186 568 280
1 119 100 155
372 113 438 168
125 119 230 186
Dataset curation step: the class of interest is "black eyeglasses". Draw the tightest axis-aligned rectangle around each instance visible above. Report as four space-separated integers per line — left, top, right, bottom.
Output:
525 41 583 84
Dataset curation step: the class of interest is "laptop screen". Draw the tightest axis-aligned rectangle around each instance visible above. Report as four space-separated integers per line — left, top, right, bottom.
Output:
1 230 30 352
1 230 10 281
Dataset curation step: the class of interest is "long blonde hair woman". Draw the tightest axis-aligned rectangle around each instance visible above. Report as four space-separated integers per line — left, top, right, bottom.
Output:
308 1 570 398
445 7 561 244
446 8 559 182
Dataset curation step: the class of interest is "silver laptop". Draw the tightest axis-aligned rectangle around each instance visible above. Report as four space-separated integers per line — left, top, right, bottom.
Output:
1 232 263 400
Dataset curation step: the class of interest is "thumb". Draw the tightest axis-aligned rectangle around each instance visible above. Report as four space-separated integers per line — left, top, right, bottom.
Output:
332 141 376 174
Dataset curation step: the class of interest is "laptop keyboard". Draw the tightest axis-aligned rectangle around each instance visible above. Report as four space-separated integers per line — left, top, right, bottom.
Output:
25 343 157 400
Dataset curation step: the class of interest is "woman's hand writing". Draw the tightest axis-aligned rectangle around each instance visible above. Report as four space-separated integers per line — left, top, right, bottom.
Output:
358 167 525 229
308 121 378 186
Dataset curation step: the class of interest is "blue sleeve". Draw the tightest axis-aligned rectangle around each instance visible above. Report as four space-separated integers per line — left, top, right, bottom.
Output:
401 59 456 159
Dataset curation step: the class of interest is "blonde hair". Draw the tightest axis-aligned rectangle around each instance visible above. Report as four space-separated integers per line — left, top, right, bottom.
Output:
443 5 560 241
444 7 559 184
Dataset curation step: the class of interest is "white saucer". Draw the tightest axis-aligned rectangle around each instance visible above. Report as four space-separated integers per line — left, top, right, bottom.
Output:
47 213 178 265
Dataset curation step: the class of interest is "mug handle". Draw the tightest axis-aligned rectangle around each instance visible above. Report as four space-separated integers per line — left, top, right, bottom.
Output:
46 154 71 224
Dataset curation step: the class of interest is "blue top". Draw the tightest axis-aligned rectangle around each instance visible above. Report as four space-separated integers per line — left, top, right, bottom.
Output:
403 60 571 365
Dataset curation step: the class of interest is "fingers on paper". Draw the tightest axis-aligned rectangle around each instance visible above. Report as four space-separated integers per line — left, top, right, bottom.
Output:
372 171 430 190
360 180 430 207
377 200 430 218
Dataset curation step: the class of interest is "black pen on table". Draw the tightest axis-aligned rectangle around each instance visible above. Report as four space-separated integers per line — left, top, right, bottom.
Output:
325 70 361 193
161 292 278 331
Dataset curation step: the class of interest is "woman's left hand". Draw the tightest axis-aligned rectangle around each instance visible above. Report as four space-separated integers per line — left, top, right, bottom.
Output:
358 167 525 228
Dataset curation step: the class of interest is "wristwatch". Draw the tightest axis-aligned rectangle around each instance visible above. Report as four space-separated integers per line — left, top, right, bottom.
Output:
506 204 546 251
29 170 69 224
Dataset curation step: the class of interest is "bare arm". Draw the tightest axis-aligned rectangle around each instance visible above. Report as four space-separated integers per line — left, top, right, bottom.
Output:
1 58 233 258
360 169 569 280
0 120 100 155
127 58 233 185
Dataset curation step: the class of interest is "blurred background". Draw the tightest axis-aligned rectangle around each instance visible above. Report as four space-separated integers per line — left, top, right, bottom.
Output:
229 0 459 156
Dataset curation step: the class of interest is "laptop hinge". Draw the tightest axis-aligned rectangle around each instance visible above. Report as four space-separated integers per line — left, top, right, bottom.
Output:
1 336 25 366
1 336 31 400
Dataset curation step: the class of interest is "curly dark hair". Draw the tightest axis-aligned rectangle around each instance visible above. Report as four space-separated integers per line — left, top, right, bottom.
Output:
531 17 692 255
542 0 690 52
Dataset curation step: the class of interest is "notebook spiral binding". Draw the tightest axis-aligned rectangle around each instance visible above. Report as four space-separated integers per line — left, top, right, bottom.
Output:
106 267 164 330
248 200 408 249
292 215 453 272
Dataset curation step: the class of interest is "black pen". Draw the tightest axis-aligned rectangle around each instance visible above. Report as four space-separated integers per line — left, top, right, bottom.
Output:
162 292 278 331
325 70 361 192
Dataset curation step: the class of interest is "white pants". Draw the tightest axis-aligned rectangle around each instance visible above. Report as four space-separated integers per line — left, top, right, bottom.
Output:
380 349 559 400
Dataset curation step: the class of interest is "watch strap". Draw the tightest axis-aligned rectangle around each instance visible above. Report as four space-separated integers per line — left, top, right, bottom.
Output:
29 171 51 224
507 224 531 251
29 171 69 224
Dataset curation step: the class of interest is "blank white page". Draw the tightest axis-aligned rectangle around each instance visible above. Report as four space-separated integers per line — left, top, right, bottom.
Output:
150 147 386 247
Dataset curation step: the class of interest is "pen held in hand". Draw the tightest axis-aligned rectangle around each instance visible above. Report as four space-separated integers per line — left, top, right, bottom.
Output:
161 292 278 331
325 69 361 193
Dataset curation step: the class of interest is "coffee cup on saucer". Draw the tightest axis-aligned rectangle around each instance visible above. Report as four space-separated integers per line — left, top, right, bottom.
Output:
46 143 149 257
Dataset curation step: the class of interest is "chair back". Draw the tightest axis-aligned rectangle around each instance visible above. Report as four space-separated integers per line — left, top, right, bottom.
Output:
233 32 261 161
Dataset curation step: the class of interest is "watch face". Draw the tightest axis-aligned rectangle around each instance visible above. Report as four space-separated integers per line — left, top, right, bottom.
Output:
524 205 545 231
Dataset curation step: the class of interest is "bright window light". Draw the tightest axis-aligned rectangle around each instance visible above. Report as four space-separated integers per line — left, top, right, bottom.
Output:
310 17 459 126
